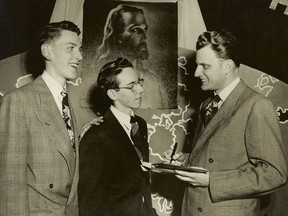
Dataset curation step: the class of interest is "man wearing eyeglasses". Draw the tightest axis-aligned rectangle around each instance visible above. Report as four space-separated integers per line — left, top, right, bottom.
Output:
78 57 158 216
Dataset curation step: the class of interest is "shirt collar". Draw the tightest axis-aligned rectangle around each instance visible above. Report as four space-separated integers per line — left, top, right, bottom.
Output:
110 105 134 129
217 77 240 102
42 71 66 97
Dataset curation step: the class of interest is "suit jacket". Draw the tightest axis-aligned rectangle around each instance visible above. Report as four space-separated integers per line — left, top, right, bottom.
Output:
0 76 79 216
78 109 157 216
182 80 287 216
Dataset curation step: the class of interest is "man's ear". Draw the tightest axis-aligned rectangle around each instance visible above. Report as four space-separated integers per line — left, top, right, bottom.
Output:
224 59 234 75
41 44 51 61
107 89 117 101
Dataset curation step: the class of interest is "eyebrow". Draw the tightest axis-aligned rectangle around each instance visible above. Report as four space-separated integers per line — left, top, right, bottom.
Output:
123 78 141 86
66 42 80 47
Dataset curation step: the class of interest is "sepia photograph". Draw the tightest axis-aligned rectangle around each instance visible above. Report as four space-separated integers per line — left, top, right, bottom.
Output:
0 0 288 215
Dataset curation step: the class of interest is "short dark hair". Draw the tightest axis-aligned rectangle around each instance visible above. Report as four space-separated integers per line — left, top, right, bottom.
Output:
39 20 81 45
89 57 133 114
196 30 241 67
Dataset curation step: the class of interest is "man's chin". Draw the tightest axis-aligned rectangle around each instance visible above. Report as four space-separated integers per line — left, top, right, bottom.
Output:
134 46 148 60
201 84 210 91
138 51 149 61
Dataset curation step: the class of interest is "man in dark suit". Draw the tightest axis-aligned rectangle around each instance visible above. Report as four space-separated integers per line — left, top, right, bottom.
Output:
163 30 287 216
0 21 82 215
78 57 157 216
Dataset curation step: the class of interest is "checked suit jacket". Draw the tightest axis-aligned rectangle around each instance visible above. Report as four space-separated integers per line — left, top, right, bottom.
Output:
182 80 287 216
0 76 79 216
78 109 157 216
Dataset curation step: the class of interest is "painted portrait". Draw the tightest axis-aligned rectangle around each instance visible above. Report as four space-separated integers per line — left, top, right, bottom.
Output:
81 0 178 109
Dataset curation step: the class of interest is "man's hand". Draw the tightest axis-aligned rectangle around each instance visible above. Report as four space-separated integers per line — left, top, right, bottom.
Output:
80 116 104 140
89 115 104 126
174 169 209 187
163 150 187 166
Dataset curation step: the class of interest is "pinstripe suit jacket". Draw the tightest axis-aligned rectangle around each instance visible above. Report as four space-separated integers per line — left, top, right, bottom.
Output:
0 76 79 216
182 80 287 216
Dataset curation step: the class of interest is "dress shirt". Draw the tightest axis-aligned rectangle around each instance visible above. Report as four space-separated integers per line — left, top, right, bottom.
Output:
110 105 135 143
216 77 240 108
42 71 66 113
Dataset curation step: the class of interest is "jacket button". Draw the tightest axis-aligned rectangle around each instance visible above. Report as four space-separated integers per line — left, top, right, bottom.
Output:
49 184 54 189
198 207 202 212
208 158 213 163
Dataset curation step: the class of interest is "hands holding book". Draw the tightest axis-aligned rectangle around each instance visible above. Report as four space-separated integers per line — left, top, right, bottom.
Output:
163 149 187 166
161 149 210 187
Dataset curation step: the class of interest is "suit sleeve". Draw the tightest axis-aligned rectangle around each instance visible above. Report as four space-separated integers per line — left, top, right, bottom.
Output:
209 97 288 202
78 126 110 216
0 92 29 215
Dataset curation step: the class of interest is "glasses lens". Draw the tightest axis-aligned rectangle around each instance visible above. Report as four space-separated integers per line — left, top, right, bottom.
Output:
131 79 144 92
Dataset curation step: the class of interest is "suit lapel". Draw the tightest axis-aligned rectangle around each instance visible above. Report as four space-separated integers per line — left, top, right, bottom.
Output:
192 81 246 155
32 77 76 177
66 83 79 206
105 110 143 164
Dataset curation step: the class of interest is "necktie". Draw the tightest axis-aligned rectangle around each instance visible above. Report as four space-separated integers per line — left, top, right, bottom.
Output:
61 89 75 151
130 116 143 161
202 95 221 127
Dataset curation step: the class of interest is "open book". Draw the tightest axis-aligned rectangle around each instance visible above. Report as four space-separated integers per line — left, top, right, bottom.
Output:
142 162 208 174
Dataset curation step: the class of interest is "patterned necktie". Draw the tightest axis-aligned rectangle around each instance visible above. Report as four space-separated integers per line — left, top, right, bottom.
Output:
130 116 143 161
202 95 221 127
61 89 75 151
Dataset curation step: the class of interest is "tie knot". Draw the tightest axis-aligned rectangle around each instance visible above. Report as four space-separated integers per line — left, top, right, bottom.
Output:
211 94 221 103
130 116 137 124
61 89 68 107
60 89 67 97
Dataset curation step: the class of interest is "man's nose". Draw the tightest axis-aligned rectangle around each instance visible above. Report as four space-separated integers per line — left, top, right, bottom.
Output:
142 32 147 40
75 49 83 61
194 66 202 77
139 29 147 40
136 84 144 93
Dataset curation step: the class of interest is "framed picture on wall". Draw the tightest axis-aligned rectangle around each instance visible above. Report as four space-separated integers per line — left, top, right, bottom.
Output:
81 0 178 109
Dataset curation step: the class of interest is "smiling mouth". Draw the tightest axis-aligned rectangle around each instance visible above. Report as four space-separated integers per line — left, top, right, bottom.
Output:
200 79 208 84
70 62 80 68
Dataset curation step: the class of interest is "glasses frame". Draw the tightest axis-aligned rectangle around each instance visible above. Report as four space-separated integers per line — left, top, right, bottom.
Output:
115 78 144 93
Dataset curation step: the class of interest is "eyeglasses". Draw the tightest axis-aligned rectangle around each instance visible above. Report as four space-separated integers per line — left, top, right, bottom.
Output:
116 78 144 93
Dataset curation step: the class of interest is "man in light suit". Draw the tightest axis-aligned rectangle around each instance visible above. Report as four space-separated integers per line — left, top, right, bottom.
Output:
78 57 157 216
0 21 82 215
163 30 287 216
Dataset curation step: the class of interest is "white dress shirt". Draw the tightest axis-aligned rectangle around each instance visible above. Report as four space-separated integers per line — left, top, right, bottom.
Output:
216 77 240 108
110 105 135 143
42 71 66 113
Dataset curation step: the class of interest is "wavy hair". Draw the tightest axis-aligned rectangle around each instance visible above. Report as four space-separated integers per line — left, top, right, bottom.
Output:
96 4 144 62
196 29 241 67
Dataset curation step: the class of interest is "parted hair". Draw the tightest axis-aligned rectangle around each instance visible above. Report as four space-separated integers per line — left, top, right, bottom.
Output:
196 29 241 67
39 20 81 45
89 57 133 114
